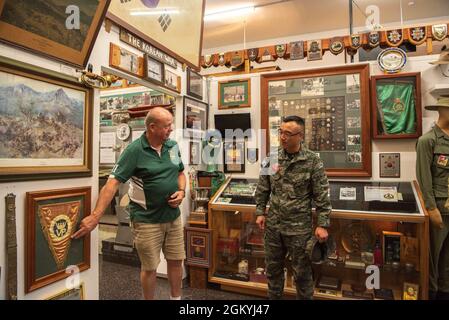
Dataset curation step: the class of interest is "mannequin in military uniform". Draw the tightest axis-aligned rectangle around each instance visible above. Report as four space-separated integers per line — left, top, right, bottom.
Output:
255 115 331 299
416 96 449 300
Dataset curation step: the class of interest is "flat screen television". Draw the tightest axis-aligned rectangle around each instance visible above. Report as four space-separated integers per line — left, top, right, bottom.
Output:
214 113 251 139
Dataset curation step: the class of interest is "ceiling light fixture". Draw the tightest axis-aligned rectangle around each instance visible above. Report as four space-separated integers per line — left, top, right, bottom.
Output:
204 5 255 22
130 9 179 16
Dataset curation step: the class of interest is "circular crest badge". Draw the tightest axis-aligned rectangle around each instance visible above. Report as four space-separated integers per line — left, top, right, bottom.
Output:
377 47 407 74
116 123 131 141
49 214 72 240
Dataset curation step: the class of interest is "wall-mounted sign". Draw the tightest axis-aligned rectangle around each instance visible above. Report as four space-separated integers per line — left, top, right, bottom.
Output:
120 28 177 69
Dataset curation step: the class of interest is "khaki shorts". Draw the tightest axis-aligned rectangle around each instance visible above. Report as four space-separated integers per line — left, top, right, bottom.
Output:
132 216 186 271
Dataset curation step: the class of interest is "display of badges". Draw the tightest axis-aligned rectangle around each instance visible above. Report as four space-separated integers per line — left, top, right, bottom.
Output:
218 53 226 66
275 44 287 58
247 48 259 61
259 47 275 62
408 27 427 45
230 50 244 67
307 40 322 61
116 123 131 141
432 24 448 41
385 29 403 47
350 34 362 49
204 54 214 67
289 41 304 60
329 37 344 55
377 47 407 74
368 31 380 48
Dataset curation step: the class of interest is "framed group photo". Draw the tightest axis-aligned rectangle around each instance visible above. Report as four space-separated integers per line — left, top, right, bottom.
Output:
144 54 164 86
185 227 212 268
218 79 251 109
187 68 203 100
370 72 422 139
109 43 144 77
183 96 208 139
26 187 91 293
0 59 93 182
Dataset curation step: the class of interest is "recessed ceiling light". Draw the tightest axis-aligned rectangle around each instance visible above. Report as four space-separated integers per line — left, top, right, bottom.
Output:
408 1 415 5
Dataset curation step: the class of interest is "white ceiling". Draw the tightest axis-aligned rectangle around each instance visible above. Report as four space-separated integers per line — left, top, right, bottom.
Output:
202 0 449 50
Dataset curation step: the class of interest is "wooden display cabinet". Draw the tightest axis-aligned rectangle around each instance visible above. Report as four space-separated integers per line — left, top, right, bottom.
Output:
207 178 429 300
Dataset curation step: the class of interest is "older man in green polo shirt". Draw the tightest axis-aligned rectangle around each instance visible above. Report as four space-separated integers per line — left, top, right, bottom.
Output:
73 107 186 300
416 96 449 300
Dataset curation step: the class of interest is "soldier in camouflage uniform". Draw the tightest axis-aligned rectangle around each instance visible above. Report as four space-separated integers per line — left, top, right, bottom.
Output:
416 96 449 300
255 116 331 300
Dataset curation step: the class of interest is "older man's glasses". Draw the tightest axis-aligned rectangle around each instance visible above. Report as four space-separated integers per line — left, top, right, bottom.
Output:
278 129 302 138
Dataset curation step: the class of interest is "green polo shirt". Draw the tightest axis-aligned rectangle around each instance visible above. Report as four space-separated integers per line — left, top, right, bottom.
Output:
110 133 184 223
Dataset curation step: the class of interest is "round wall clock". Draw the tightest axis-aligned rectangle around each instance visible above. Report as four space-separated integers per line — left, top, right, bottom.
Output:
116 123 131 141
377 47 407 74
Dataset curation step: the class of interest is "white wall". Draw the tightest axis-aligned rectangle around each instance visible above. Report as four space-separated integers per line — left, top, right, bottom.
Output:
203 21 449 182
0 43 101 299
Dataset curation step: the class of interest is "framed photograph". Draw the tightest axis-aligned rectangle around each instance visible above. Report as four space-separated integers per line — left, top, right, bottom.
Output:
107 0 205 70
164 67 180 93
339 187 357 200
0 0 110 68
370 72 422 139
46 283 85 300
0 59 93 182
183 96 208 139
26 187 91 293
144 54 164 86
187 68 203 100
403 282 419 300
262 64 372 177
189 141 201 165
218 79 251 109
379 153 401 178
382 231 403 265
109 43 144 77
224 141 245 173
185 227 212 268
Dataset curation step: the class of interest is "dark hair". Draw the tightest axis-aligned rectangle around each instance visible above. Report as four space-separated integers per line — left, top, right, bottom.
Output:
282 115 305 127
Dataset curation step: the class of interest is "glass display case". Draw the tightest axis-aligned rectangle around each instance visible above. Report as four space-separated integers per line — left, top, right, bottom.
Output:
207 178 429 299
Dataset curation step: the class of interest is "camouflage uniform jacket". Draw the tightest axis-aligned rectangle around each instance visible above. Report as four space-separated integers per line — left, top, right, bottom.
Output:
255 146 331 235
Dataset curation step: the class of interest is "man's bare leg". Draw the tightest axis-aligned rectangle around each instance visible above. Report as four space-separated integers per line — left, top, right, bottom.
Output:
167 259 183 299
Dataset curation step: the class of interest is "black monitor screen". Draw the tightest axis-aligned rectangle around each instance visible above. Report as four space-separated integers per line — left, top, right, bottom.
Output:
214 113 251 138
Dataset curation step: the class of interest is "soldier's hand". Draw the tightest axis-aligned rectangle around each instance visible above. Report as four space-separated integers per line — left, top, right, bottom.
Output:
72 214 100 239
256 215 266 230
315 227 328 243
428 208 444 229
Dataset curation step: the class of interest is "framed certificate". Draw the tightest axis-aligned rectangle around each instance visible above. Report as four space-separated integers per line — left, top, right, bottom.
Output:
379 153 400 178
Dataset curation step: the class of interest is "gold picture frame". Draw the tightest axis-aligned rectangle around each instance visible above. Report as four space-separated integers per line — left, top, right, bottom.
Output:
45 283 85 300
26 187 91 293
0 0 110 68
0 58 93 182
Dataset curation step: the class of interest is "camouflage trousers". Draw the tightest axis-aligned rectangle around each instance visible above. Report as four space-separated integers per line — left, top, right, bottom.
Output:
264 227 313 300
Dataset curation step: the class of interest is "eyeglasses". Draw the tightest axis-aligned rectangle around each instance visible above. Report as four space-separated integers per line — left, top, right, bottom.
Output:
278 129 302 138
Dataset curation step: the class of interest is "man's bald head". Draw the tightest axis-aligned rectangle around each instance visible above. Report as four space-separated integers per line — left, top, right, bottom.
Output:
145 107 172 127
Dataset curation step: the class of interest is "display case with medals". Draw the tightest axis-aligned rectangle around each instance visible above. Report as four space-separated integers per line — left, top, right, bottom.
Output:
261 64 371 177
205 177 429 299
370 72 422 139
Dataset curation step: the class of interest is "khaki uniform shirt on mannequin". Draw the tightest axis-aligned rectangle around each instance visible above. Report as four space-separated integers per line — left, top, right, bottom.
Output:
416 125 449 215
